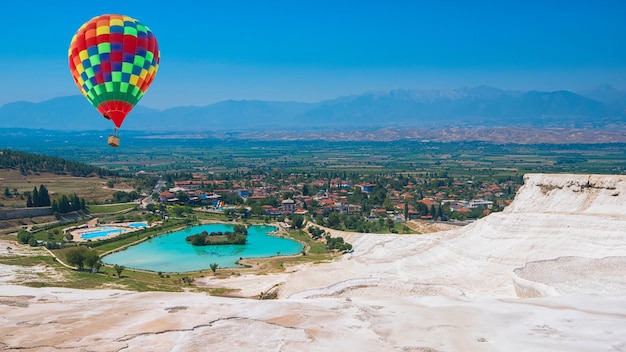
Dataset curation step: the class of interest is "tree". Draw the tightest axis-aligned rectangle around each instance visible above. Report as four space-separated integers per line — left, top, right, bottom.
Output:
38 185 51 206
327 212 341 228
31 186 39 205
66 247 87 270
114 264 125 277
176 191 189 203
325 235 353 251
17 230 33 244
291 214 304 229
83 251 100 272
250 204 266 217
404 201 409 220
430 205 437 219
113 191 132 202
209 262 219 275
55 195 70 213
386 217 394 229
171 205 185 217
70 193 80 211
383 197 395 211
28 237 38 247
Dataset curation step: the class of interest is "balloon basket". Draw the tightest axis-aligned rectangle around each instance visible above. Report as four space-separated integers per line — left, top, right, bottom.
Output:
107 135 120 147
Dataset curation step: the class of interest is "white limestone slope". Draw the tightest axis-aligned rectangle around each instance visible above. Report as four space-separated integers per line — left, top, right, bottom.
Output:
281 173 626 299
504 173 626 215
1 173 625 352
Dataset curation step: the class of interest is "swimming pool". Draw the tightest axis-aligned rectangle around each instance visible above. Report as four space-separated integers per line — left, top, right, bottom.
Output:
127 222 148 228
80 227 125 239
102 224 303 272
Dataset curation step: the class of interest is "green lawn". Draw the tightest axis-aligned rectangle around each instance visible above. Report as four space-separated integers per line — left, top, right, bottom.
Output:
288 229 328 254
87 203 137 214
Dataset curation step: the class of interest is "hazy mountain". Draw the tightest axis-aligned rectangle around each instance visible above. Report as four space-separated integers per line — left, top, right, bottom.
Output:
0 86 623 131
579 84 626 111
0 96 159 130
129 100 312 131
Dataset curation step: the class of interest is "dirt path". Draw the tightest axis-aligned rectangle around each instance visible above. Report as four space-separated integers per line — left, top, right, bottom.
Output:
303 220 459 240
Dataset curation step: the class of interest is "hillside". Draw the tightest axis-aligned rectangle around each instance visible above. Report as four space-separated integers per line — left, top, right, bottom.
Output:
0 149 117 177
1 173 625 351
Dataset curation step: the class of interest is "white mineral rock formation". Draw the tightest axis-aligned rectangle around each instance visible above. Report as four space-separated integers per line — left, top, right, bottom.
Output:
1 173 625 351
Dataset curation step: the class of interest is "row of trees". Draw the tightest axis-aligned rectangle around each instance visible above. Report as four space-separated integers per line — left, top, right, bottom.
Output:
51 194 86 214
64 247 125 276
185 224 248 246
65 247 101 272
315 212 401 233
325 235 353 252
307 225 327 240
306 225 353 251
17 229 37 246
26 185 51 207
0 148 117 177
25 184 86 215
112 190 141 203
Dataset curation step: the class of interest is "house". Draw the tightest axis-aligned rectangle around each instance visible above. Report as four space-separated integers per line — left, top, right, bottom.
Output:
282 199 295 213
294 207 308 215
469 199 494 209
369 208 387 217
407 209 420 220
158 191 176 203
174 180 203 189
361 183 376 193
263 205 282 217
418 198 439 206
348 204 362 213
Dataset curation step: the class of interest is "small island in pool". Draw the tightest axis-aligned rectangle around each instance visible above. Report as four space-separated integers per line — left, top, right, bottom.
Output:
185 224 248 246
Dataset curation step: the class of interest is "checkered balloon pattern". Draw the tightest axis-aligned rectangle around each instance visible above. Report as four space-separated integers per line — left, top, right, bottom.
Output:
68 14 160 128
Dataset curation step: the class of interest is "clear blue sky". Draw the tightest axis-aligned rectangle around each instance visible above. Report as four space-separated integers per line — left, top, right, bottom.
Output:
1 0 625 109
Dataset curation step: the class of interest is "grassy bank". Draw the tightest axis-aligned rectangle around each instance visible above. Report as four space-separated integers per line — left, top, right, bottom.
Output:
0 218 339 296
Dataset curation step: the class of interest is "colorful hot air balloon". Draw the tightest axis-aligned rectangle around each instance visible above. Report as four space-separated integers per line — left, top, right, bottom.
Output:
68 14 160 146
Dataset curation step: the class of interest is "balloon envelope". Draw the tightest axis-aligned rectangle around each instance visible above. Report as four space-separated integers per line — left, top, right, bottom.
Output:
68 14 160 128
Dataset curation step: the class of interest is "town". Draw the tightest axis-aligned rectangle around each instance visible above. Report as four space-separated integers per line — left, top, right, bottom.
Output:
148 170 523 233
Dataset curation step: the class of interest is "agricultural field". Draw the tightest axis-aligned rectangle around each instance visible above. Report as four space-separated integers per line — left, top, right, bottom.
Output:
2 130 625 177
0 168 134 209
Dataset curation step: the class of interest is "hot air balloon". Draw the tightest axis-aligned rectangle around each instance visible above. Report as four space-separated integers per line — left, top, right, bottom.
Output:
68 14 160 147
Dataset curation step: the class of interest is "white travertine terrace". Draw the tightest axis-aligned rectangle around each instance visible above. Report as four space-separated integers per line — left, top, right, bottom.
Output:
1 173 625 351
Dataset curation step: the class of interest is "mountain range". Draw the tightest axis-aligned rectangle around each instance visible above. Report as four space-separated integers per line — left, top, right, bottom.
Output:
0 85 625 132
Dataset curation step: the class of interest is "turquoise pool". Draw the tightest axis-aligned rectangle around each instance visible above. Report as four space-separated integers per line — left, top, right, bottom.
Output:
80 227 125 239
127 222 147 228
102 224 303 272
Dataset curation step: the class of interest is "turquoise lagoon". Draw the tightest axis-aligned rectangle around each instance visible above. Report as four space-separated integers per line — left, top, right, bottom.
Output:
102 224 303 272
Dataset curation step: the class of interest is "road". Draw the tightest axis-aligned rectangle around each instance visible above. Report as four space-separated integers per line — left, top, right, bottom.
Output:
140 179 167 209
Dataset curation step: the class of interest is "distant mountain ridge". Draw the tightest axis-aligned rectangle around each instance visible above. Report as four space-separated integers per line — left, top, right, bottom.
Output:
578 84 626 111
0 85 624 131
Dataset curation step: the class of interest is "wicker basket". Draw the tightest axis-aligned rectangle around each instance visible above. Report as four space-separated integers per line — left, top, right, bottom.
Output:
107 135 120 147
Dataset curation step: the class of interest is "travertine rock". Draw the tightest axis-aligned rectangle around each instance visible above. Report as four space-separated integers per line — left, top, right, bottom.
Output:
1 173 625 351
